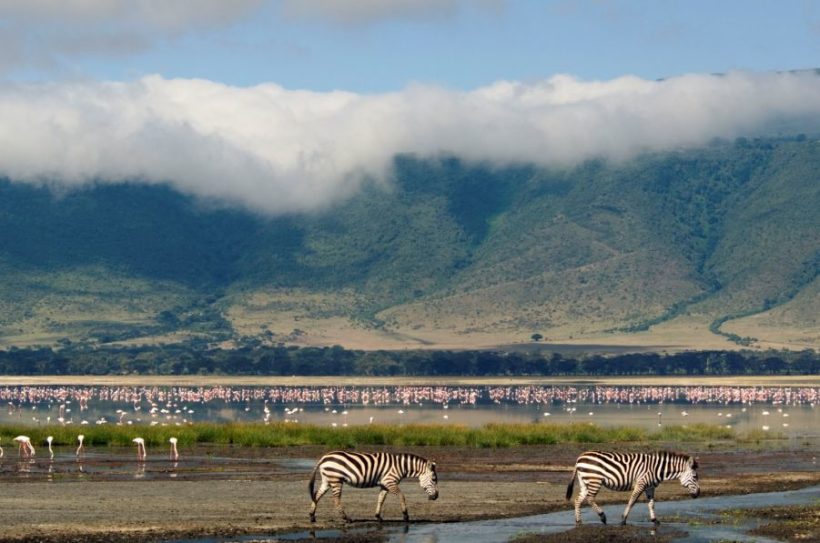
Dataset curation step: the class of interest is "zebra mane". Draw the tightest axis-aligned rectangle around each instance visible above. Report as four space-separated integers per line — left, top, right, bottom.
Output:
657 450 696 470
657 450 692 460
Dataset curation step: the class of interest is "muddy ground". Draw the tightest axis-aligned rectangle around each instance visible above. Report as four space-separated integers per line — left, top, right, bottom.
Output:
0 443 817 542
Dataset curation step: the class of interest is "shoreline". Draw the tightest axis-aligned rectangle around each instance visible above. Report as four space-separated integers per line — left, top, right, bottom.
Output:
0 375 818 387
0 444 816 542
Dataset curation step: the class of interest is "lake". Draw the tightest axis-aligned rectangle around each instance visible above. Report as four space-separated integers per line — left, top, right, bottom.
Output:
0 382 817 437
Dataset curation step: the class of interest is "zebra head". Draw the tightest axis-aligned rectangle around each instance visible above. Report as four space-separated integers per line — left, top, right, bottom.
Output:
679 457 700 498
419 461 439 500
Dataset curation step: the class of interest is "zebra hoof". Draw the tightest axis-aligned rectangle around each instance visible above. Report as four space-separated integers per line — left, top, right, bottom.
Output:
375 514 383 522
620 519 628 526
309 514 316 523
403 513 410 523
599 512 607 524
652 518 661 526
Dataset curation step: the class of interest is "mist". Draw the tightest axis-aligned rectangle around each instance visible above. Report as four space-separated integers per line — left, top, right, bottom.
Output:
1 70 818 214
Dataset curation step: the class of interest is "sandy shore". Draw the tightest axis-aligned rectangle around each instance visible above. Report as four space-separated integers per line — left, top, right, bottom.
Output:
0 444 817 542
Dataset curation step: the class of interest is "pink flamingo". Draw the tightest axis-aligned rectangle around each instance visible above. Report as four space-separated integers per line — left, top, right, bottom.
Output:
13 435 34 458
76 435 84 457
47 436 54 459
169 437 179 461
133 437 146 461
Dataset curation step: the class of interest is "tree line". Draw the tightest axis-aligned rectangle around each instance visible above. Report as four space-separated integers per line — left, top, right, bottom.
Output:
0 343 816 376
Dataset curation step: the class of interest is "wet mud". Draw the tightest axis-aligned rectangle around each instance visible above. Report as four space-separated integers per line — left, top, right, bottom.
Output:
0 443 816 542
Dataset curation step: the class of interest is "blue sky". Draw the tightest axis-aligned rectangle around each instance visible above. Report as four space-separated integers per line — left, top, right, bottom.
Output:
3 0 818 90
1 1 819 214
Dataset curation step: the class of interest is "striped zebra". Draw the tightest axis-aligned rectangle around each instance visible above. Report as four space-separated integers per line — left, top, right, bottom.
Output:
566 450 699 525
308 451 439 523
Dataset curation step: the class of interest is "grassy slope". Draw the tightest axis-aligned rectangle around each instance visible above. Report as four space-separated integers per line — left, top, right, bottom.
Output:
0 138 817 350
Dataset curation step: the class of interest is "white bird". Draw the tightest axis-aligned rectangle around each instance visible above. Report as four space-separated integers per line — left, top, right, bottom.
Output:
47 436 54 459
133 437 146 461
13 436 34 458
0 437 4 458
76 434 85 457
169 437 179 461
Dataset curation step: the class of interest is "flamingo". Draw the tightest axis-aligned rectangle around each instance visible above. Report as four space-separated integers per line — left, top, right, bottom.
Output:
0 437 4 458
76 434 84 457
133 437 146 461
13 436 34 458
169 437 179 461
47 436 54 459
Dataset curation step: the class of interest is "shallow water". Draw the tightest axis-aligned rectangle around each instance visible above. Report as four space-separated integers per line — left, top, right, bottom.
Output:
1 384 817 437
252 485 820 543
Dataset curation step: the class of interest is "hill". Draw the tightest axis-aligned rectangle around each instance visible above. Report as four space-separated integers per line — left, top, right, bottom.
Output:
0 136 817 351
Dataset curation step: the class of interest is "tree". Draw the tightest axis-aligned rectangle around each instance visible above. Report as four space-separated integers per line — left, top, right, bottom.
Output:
531 333 543 342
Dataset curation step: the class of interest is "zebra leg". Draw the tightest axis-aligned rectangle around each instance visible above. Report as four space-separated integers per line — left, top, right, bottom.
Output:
375 488 389 521
573 477 588 524
331 483 351 522
309 479 331 522
386 483 410 522
645 486 659 525
584 480 606 524
621 482 646 525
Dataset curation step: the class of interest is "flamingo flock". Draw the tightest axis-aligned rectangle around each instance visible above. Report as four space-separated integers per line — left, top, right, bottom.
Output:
1 434 180 464
0 384 814 422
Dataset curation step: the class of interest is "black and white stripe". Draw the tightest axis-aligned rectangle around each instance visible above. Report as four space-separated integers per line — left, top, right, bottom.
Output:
566 450 699 525
309 451 439 522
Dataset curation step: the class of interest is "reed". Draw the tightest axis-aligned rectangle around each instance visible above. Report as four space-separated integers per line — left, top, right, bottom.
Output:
0 421 743 449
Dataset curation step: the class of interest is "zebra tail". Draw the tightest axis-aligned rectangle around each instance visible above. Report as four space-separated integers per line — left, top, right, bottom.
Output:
308 463 319 502
565 468 577 500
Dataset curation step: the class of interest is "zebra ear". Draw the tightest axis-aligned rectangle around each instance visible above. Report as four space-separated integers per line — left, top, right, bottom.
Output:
690 457 699 469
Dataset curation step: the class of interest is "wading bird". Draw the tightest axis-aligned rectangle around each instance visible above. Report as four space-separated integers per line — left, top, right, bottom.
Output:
14 435 34 458
47 436 54 459
169 437 179 461
76 434 84 457
133 437 146 461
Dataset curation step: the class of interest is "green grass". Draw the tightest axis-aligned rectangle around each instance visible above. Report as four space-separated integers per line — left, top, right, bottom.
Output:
0 422 739 449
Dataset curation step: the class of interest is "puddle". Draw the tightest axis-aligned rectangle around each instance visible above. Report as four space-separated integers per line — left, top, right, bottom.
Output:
213 485 820 543
0 449 315 482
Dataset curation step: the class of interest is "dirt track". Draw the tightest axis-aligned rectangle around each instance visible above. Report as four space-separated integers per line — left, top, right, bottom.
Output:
0 444 817 542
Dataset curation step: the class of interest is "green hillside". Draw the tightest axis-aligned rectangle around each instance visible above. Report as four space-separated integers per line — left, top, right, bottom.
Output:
0 136 817 350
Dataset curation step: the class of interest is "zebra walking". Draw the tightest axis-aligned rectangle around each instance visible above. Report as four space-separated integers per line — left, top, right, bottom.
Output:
308 451 439 523
566 450 699 525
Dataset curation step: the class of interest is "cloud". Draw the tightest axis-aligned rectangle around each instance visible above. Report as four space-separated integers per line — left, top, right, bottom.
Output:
0 1 263 30
279 0 502 25
1 71 819 214
0 0 263 75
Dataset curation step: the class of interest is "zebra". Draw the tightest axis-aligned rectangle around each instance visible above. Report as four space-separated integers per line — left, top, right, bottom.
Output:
308 451 439 523
566 450 699 525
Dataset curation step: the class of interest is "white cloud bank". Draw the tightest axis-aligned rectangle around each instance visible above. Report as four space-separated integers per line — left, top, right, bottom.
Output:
1 71 819 214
